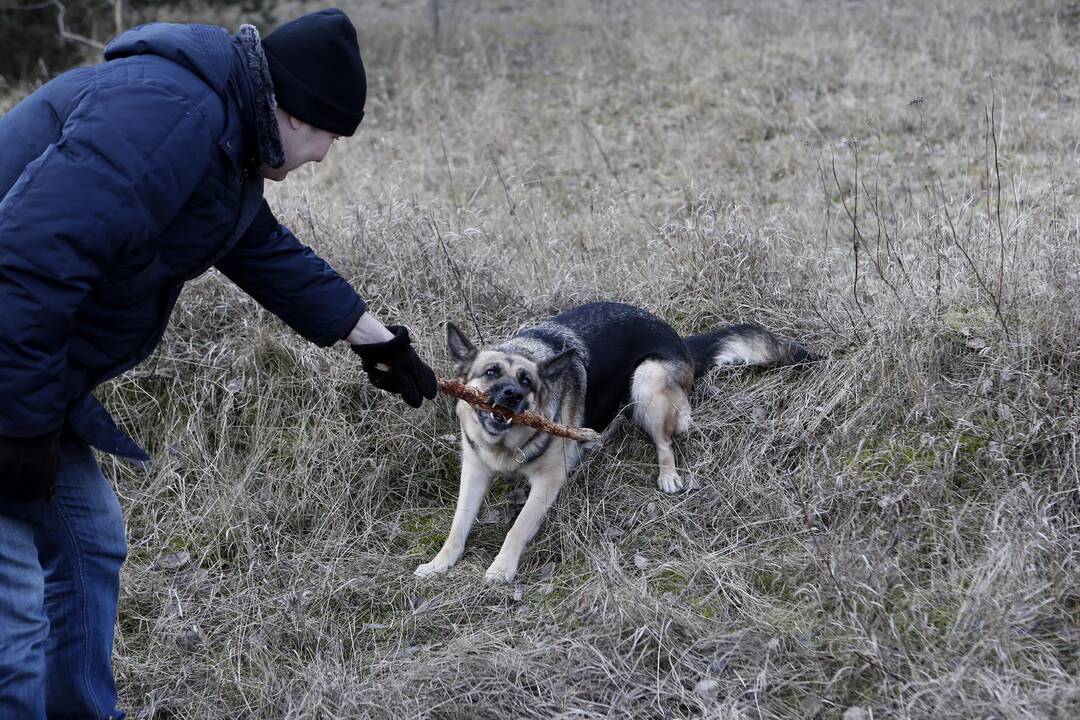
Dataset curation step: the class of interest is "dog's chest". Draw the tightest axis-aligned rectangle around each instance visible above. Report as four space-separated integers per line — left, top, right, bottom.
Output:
469 436 529 475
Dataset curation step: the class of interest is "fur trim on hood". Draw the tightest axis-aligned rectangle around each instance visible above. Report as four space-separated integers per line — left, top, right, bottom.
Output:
236 24 285 169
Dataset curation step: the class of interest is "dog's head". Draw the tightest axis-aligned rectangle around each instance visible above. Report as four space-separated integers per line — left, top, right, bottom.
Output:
446 321 577 439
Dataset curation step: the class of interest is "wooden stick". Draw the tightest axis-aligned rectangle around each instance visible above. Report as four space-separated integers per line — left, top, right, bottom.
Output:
437 377 600 443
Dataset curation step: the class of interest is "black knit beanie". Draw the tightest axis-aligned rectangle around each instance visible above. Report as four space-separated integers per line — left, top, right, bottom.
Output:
262 8 366 137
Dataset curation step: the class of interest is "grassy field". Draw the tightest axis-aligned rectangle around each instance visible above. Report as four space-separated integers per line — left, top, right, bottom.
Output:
9 0 1080 716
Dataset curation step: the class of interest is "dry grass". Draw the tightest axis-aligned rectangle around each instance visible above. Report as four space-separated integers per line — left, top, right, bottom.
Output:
12 0 1080 716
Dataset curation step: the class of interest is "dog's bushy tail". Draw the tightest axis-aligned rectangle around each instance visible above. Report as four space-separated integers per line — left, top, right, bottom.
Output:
683 324 821 379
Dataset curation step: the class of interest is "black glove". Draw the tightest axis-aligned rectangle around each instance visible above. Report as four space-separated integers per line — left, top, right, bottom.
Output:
350 325 438 408
0 431 61 502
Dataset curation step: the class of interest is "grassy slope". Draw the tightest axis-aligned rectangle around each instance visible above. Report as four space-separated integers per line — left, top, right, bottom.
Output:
15 0 1077 717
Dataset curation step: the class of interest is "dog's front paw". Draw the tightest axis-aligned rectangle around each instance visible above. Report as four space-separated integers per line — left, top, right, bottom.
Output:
484 557 518 584
657 468 685 494
415 557 454 578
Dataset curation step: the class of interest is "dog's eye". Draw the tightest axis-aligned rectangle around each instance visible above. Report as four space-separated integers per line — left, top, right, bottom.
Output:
484 366 501 378
519 373 532 388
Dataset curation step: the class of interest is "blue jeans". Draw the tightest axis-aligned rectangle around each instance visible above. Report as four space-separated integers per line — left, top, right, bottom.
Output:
0 437 127 719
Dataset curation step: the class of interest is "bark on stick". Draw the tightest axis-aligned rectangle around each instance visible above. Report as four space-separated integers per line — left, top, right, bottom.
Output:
437 377 601 443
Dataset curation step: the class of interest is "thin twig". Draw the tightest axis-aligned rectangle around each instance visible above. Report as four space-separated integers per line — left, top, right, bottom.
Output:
438 128 460 212
808 296 845 341
851 140 860 315
814 148 833 251
830 143 869 333
487 144 517 218
430 219 485 345
987 76 1009 335
430 0 441 47
580 118 633 214
864 177 916 296
52 0 106 50
112 0 123 38
486 144 542 279
934 176 1011 339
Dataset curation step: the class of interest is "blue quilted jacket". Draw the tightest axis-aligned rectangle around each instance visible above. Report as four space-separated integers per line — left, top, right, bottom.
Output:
0 23 366 461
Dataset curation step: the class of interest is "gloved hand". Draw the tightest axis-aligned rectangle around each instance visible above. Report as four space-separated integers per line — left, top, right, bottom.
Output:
0 431 61 502
350 325 438 408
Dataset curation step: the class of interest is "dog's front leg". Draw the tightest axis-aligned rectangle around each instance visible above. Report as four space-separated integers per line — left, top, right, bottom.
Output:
485 469 566 584
415 448 492 578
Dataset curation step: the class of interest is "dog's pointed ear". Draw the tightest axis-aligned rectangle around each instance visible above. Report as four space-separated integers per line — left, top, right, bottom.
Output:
539 348 577 382
446 321 477 367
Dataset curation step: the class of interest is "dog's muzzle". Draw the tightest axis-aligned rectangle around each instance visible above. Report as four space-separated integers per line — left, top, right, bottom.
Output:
478 383 529 436
493 385 527 412
478 409 513 436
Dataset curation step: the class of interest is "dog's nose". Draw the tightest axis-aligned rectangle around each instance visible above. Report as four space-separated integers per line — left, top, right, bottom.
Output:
497 387 524 407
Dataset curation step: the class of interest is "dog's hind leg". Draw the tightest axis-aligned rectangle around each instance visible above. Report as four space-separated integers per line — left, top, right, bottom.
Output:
631 359 693 494
416 445 493 578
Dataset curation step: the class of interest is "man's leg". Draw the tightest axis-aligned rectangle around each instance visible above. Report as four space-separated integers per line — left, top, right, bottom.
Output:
0 500 49 718
37 438 128 720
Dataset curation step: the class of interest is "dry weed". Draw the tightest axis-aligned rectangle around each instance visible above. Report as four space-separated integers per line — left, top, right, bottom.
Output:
9 0 1080 717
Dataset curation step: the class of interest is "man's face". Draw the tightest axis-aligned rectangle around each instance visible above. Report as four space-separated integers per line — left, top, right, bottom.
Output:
260 108 340 182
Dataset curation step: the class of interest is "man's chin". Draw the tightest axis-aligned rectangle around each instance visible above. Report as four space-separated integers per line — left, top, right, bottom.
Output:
258 166 289 182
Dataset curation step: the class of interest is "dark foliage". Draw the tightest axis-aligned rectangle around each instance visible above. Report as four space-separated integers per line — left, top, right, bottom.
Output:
0 1 277 85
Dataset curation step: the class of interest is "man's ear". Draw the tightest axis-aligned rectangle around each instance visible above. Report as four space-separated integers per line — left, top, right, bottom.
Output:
277 107 303 131
539 348 577 382
446 321 477 367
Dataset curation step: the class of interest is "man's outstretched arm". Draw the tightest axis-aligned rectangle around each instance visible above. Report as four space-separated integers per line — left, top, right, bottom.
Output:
215 201 436 406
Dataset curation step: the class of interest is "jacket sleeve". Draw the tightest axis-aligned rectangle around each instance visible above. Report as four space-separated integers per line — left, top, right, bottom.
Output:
0 82 214 438
214 200 367 347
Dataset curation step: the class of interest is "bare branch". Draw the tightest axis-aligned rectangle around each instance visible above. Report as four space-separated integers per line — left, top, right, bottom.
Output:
112 0 123 38
51 0 105 51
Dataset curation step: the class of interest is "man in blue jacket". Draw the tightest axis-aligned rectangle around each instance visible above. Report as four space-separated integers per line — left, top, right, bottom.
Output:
0 8 437 718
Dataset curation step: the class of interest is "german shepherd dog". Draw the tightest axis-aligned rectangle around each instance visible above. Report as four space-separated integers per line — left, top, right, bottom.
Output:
416 302 818 583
